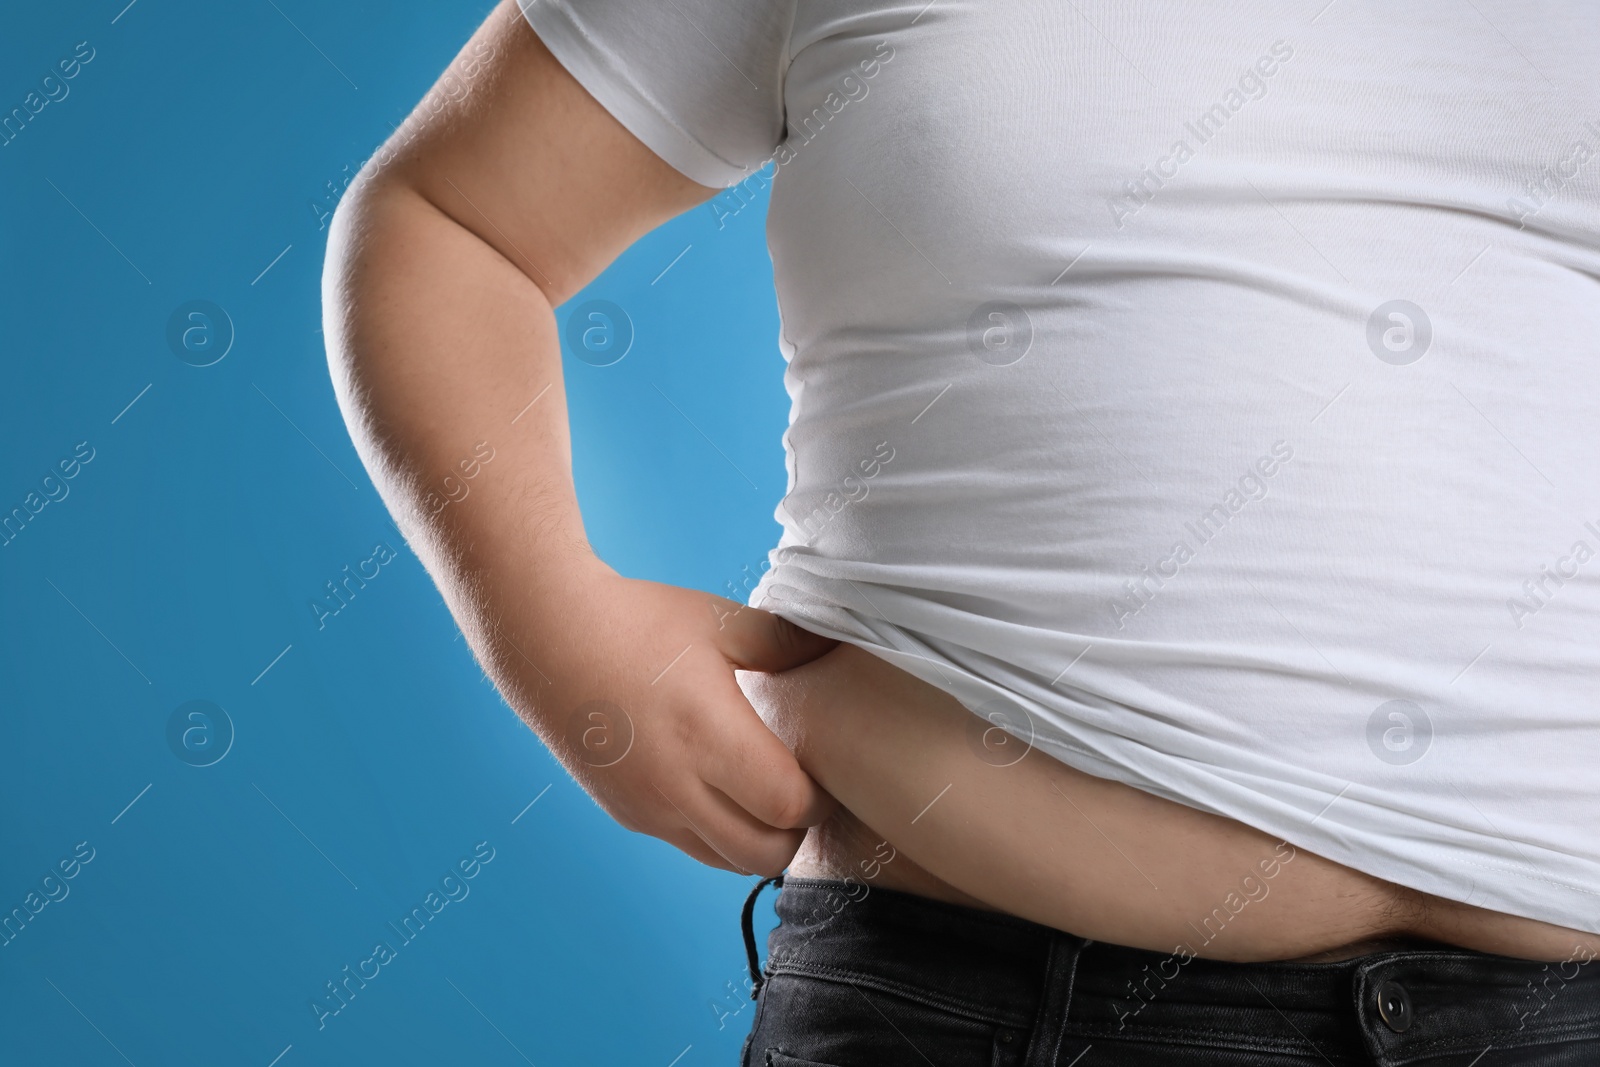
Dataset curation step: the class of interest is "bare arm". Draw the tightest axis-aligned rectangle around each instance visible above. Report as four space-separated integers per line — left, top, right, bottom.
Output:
322 0 836 875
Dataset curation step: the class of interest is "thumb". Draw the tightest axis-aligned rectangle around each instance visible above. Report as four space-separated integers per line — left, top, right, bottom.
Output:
714 601 839 673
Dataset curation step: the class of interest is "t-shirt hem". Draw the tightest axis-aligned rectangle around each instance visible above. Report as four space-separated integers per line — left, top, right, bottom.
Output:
755 589 1600 939
516 0 766 190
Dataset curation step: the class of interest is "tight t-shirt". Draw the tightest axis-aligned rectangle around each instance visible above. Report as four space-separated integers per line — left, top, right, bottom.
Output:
519 0 1600 937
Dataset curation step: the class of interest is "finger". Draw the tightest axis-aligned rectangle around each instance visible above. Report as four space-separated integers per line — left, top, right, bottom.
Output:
659 825 747 874
695 679 840 830
653 779 804 877
714 603 839 673
605 783 748 872
698 785 810 877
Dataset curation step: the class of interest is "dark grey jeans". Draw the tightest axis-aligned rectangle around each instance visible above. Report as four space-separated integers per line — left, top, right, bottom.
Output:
740 875 1600 1066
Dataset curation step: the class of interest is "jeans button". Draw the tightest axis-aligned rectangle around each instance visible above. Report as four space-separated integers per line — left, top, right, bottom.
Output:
1375 979 1413 1032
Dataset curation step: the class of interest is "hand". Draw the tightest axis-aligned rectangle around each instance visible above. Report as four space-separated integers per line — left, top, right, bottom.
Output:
512 568 842 876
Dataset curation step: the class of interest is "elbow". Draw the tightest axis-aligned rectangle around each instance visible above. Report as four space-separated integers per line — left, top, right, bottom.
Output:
320 163 422 426
320 164 410 476
320 163 382 380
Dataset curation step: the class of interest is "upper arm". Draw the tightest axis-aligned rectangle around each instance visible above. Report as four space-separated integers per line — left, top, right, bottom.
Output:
367 0 721 308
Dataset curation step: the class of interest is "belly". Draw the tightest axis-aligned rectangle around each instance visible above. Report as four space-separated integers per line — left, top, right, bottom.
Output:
736 642 1600 964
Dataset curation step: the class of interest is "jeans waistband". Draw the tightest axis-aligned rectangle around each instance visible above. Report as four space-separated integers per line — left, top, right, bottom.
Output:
745 875 1600 1064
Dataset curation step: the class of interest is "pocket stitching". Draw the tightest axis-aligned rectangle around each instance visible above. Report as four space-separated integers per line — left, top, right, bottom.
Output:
764 962 1032 1028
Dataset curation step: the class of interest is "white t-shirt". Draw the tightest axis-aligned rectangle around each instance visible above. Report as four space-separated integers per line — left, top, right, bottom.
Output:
519 0 1600 936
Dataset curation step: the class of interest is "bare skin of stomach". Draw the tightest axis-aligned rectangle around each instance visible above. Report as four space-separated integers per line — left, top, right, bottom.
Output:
737 641 1600 965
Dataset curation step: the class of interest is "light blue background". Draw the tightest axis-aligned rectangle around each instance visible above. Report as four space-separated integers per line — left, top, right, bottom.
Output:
0 2 790 1063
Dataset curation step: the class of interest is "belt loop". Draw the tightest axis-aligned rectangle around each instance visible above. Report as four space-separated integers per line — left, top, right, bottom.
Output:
742 874 784 1000
1022 931 1090 1067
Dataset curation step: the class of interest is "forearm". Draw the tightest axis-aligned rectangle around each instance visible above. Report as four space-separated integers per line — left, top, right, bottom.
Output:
322 173 608 721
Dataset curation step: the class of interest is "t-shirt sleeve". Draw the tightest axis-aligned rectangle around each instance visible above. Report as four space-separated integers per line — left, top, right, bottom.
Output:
516 0 795 189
